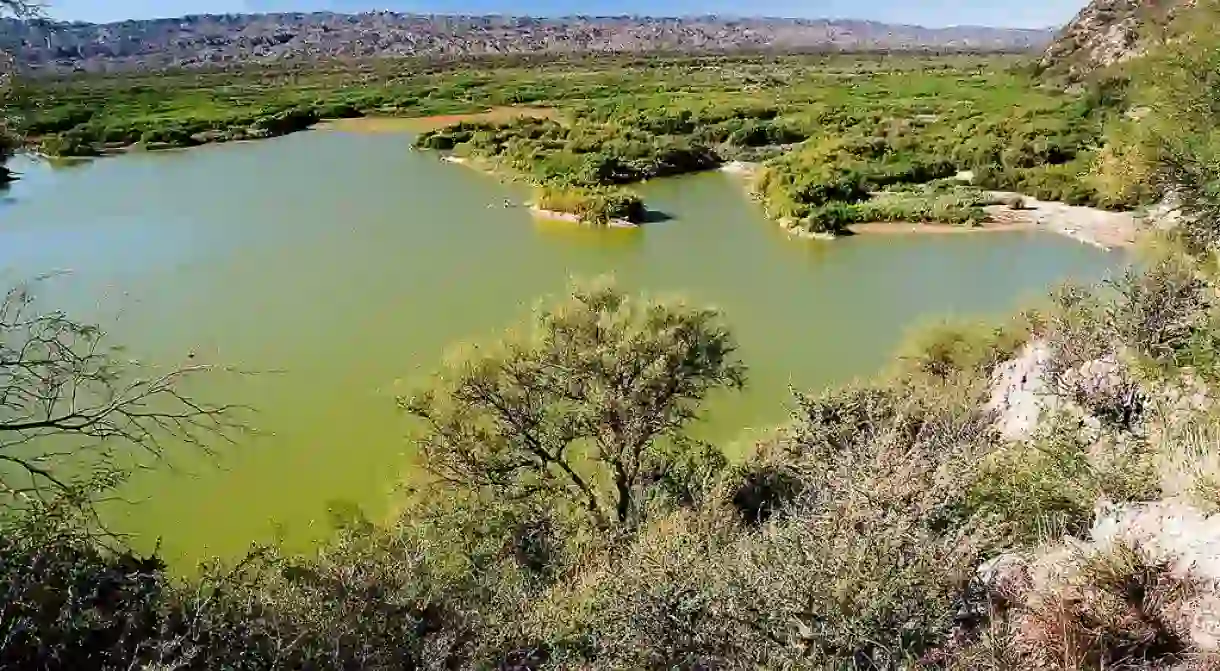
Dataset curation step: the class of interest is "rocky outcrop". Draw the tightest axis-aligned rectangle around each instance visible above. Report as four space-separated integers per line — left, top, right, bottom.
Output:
0 14 1055 73
978 501 1220 662
1039 0 1193 81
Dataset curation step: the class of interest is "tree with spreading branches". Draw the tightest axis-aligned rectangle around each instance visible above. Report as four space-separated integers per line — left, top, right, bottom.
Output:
0 2 237 503
0 1 42 17
401 279 746 529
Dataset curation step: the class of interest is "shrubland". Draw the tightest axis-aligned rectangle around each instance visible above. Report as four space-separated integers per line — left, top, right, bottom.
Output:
9 1 1220 668
17 51 1144 227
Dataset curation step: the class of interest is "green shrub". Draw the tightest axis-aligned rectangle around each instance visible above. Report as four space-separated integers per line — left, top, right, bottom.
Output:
894 319 1029 382
802 201 862 233
534 184 647 224
40 131 98 157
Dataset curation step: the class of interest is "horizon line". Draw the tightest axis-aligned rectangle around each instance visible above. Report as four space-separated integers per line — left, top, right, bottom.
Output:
17 11 1064 32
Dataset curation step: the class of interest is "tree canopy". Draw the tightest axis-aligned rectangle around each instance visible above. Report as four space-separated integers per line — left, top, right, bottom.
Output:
401 280 746 528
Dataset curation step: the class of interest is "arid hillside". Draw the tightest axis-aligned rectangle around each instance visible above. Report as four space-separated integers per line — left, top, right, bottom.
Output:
0 13 1054 72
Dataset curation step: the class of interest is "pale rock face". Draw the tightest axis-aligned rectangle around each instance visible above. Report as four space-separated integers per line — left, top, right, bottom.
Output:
1039 0 1194 81
1142 193 1190 232
979 502 1220 653
1093 501 1220 651
1093 501 1220 583
986 341 1131 442
986 341 1057 442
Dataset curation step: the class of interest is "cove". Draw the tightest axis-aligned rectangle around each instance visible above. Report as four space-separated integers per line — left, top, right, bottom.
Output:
0 128 1121 569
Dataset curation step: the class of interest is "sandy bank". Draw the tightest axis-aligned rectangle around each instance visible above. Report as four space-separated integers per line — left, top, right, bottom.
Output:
528 206 639 229
719 160 760 176
847 221 1036 235
984 192 1137 251
318 107 560 134
438 154 507 178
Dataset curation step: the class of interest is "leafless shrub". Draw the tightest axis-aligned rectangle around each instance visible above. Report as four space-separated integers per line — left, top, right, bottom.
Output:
0 281 243 505
983 544 1199 671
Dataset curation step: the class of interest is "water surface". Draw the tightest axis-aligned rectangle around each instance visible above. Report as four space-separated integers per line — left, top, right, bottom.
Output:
0 130 1120 566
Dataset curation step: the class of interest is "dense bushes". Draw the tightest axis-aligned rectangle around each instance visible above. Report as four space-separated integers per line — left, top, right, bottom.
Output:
414 115 724 224
534 184 646 224
12 28 1220 670
416 116 723 190
756 156 997 234
27 103 325 155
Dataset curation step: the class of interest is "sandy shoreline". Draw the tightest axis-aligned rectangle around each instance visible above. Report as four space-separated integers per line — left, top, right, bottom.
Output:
847 221 1037 235
318 107 559 134
983 193 1137 251
528 206 639 228
719 160 760 177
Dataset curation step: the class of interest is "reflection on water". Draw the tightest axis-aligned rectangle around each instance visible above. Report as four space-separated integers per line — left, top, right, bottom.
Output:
530 216 647 250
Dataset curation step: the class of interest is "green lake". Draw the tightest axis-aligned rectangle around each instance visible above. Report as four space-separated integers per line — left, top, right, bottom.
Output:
0 128 1121 568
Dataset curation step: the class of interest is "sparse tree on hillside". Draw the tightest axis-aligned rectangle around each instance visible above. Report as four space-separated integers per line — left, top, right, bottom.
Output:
1 1 39 14
401 280 746 529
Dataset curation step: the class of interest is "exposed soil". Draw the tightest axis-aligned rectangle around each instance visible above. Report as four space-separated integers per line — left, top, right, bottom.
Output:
317 107 560 134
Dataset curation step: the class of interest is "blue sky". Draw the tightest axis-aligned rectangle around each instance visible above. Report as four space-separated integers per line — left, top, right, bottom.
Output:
46 0 1090 29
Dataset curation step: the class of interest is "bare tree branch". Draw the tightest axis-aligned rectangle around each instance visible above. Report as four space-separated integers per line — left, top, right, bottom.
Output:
0 281 244 506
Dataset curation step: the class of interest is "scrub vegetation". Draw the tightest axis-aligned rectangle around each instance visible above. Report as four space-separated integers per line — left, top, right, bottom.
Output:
20 51 1135 227
7 0 1220 668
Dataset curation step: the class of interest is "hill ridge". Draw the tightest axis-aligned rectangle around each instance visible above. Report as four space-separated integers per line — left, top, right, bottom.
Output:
0 13 1054 72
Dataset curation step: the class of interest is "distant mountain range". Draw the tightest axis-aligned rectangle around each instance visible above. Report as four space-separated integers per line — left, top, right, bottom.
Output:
0 13 1056 72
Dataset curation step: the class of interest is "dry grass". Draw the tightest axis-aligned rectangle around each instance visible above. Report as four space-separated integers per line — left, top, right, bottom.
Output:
317 106 561 133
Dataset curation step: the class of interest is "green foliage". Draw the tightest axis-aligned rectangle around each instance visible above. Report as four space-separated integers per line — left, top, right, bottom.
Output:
1123 0 1220 253
401 280 745 529
748 74 1127 229
1043 259 1220 383
975 158 1099 206
416 116 723 189
770 181 997 234
895 318 1031 382
540 380 998 669
969 421 1159 545
534 184 646 225
21 53 1134 224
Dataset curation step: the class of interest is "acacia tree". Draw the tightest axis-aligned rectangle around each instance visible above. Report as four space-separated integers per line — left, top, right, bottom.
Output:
402 280 746 529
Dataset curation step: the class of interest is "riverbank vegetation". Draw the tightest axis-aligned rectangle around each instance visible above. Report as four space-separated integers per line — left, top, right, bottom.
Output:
533 184 646 225
9 1 1220 668
17 50 1145 229
404 55 1132 229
